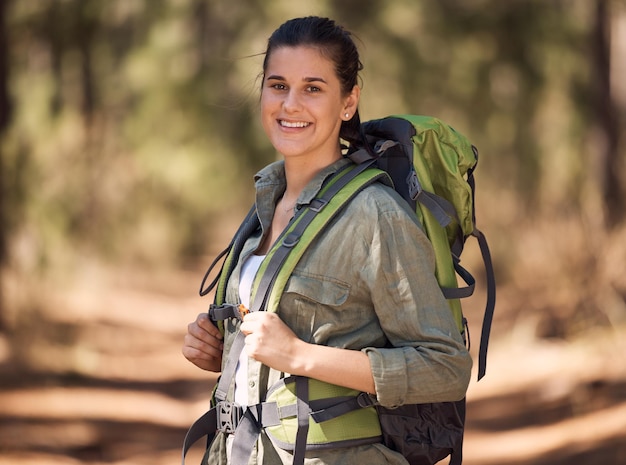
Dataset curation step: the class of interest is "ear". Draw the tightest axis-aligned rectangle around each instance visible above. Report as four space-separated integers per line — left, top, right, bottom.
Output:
342 85 361 120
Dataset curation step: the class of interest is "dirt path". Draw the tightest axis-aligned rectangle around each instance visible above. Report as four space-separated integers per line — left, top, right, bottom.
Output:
1 265 625 464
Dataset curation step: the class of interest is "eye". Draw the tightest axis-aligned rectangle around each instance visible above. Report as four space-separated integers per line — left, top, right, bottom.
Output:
306 85 321 93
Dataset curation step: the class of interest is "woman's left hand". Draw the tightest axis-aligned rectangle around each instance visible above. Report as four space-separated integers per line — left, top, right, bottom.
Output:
241 311 377 395
240 312 304 374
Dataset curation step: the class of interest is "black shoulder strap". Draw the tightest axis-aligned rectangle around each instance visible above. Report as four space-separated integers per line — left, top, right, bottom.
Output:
198 205 260 298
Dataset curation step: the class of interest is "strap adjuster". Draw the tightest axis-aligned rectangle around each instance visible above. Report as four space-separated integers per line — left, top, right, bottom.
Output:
209 303 249 322
216 401 243 434
308 198 328 212
282 232 300 248
407 169 422 201
356 392 377 408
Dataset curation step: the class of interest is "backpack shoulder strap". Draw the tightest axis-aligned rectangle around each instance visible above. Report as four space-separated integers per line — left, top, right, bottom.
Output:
253 162 388 314
212 160 387 398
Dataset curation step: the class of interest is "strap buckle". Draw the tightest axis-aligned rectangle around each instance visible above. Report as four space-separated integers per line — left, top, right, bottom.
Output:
209 303 249 322
356 392 377 408
407 169 422 201
216 401 243 434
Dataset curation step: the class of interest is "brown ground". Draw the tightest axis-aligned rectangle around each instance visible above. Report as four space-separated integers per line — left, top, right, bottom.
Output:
1 263 625 465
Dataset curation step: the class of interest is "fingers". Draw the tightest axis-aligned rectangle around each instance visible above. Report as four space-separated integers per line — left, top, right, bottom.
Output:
182 313 224 372
183 330 222 357
182 351 222 372
193 313 224 340
240 313 267 356
240 311 278 335
239 312 303 374
240 313 289 353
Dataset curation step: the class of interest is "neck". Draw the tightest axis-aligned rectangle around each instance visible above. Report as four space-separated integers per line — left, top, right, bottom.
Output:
282 149 342 199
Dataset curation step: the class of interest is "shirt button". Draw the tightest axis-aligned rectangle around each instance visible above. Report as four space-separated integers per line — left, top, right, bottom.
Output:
249 380 256 388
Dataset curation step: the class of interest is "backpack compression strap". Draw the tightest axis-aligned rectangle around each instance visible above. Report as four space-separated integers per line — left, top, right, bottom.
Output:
414 186 496 380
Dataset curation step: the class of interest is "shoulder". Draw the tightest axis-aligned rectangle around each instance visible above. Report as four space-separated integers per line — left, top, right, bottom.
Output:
341 180 434 250
345 180 419 224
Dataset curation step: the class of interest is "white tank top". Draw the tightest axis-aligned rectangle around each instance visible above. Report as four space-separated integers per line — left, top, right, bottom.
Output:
234 254 265 406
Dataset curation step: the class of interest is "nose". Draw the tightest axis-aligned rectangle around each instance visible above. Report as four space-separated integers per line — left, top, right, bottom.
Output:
283 89 302 113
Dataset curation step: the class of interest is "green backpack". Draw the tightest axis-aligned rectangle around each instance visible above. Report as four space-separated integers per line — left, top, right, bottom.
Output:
183 115 496 465
354 115 496 375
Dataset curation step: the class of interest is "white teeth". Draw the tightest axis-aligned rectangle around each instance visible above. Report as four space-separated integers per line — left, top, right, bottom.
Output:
280 120 310 128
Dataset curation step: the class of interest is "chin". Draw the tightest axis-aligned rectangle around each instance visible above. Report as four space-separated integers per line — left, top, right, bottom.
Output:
272 143 309 159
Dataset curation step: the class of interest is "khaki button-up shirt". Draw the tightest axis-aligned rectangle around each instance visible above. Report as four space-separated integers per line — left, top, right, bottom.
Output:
211 157 472 465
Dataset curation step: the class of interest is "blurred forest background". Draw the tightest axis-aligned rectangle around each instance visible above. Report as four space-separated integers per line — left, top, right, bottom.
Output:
0 0 625 464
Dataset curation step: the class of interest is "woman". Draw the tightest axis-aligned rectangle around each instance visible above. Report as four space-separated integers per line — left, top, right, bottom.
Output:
182 16 472 465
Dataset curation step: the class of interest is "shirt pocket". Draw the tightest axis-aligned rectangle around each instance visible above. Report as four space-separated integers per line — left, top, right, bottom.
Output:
281 271 357 343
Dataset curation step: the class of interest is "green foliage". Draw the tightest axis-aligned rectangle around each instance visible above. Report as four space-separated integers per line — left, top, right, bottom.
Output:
1 0 624 285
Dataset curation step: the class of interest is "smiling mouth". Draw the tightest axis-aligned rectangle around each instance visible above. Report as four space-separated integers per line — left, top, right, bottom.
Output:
279 120 311 128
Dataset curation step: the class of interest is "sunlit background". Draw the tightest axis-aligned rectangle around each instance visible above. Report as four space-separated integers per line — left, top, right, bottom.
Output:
0 1 625 464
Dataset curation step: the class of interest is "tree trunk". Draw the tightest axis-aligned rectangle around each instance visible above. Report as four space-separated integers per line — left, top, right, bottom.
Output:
593 0 623 227
0 0 11 331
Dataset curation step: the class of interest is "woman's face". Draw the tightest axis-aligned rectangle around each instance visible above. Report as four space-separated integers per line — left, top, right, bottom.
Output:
260 46 359 164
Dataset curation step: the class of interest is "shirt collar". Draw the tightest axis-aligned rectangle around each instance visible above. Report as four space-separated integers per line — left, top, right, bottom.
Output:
254 157 354 208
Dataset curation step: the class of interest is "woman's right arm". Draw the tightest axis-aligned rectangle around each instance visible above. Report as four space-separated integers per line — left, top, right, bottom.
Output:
182 313 224 372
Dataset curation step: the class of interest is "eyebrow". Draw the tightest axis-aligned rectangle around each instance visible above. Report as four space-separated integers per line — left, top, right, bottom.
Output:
266 75 328 84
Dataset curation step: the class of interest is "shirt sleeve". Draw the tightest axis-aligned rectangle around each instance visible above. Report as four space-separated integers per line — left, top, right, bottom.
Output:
359 192 473 407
